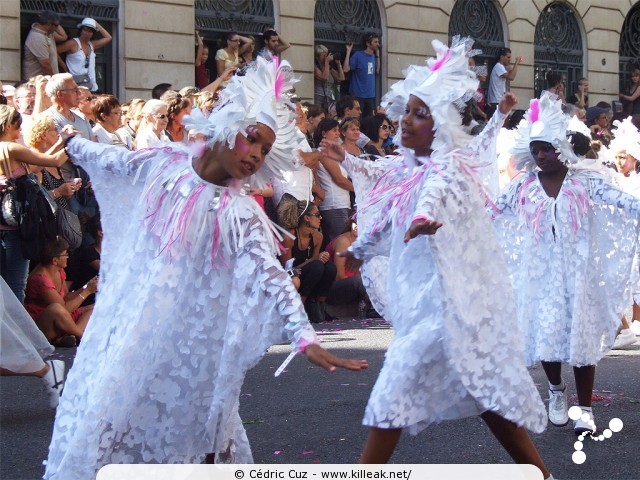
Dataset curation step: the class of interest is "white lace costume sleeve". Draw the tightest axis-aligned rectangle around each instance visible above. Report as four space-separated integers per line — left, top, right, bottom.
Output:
354 152 547 435
493 169 640 367
466 110 507 197
44 142 318 479
342 152 397 318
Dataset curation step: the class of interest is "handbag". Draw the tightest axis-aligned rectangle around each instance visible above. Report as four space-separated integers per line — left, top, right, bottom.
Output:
1 144 21 226
72 73 91 88
57 207 82 249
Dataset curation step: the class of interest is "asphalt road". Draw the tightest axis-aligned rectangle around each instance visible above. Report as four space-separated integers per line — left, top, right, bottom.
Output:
2 316 639 480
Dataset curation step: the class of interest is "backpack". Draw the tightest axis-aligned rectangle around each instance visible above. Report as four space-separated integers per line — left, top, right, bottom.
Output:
14 174 59 260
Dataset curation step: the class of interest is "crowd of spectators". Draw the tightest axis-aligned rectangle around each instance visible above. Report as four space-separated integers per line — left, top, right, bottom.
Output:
2 11 640 337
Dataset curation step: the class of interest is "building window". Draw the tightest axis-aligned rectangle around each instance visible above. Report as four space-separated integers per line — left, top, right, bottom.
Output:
533 2 583 98
20 0 119 94
314 0 382 99
449 0 505 100
619 2 640 94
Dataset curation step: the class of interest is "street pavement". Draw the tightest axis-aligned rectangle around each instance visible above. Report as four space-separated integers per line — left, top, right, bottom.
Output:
1 316 639 480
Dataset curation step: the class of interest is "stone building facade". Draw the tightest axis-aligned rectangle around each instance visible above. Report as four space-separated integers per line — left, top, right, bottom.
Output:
0 0 638 109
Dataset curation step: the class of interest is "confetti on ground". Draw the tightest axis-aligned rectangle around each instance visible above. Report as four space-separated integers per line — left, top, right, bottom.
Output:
313 459 321 463
357 383 369 386
243 419 264 425
302 450 314 455
630 399 640 403
592 394 610 402
339 438 347 441
274 450 283 455
241 393 252 397
341 383 350 386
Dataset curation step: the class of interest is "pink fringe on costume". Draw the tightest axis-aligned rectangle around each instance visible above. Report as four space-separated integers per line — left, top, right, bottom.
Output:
528 99 540 123
430 49 451 72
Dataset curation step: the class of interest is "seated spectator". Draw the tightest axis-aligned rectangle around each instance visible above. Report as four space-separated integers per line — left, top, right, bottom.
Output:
326 219 374 316
278 199 336 323
360 113 393 157
134 99 170 149
24 237 98 346
161 90 191 143
66 215 101 307
92 95 127 147
56 17 112 92
117 98 145 149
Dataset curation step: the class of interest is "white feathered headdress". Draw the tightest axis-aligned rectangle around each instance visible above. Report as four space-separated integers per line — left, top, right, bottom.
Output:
511 91 579 171
381 36 480 157
183 56 310 186
610 116 640 161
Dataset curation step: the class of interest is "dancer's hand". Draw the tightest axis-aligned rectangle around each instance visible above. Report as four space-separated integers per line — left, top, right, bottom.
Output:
499 92 518 114
304 344 369 372
404 217 442 243
319 139 346 162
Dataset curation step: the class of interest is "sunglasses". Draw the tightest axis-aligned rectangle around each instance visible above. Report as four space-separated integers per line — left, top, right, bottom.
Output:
307 212 322 218
61 87 79 93
380 124 391 130
153 113 168 119
84 54 90 69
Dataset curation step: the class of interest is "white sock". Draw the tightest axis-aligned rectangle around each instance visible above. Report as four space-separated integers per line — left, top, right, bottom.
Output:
545 475 555 480
549 380 565 391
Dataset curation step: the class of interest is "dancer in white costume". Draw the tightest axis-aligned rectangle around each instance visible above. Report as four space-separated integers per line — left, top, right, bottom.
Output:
44 57 367 479
493 92 640 435
0 276 65 408
321 38 550 478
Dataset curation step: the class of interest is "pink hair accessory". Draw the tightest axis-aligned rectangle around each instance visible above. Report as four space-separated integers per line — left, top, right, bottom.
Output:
430 48 451 72
528 99 540 123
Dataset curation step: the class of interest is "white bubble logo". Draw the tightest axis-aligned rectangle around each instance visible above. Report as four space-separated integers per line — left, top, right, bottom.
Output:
570 414 624 464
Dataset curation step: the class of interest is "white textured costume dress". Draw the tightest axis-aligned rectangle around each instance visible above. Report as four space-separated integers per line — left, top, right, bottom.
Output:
1 276 53 373
345 112 547 434
44 138 318 479
493 168 640 366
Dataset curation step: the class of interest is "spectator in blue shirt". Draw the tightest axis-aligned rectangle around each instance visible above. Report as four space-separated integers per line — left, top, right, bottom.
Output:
344 33 380 118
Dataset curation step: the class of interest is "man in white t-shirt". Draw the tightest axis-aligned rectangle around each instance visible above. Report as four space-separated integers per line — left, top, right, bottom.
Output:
487 48 522 108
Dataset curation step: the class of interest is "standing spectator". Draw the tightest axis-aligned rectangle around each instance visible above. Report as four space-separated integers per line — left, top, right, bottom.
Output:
13 83 36 144
151 83 172 100
620 68 640 115
304 102 325 147
258 28 290 61
344 33 380 118
340 117 364 157
544 71 565 103
44 73 94 141
315 119 354 243
74 86 95 125
194 30 210 90
134 99 170 149
92 95 126 147
0 106 68 303
215 32 252 84
360 114 393 157
239 35 257 65
161 91 191 143
335 95 362 121
117 98 145 149
22 10 67 80
568 77 589 108
314 45 345 111
56 17 112 92
487 48 522 110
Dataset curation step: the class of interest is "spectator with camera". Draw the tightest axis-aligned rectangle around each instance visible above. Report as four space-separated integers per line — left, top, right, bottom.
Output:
314 45 345 112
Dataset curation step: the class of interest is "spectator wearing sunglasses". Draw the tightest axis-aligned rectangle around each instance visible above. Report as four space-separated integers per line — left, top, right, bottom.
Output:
134 99 170 150
57 17 112 92
22 10 67 80
360 113 394 158
73 86 96 126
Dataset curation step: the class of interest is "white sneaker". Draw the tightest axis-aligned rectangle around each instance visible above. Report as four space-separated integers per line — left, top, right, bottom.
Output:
612 329 637 349
41 359 65 408
630 320 640 336
548 387 569 426
574 407 596 436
